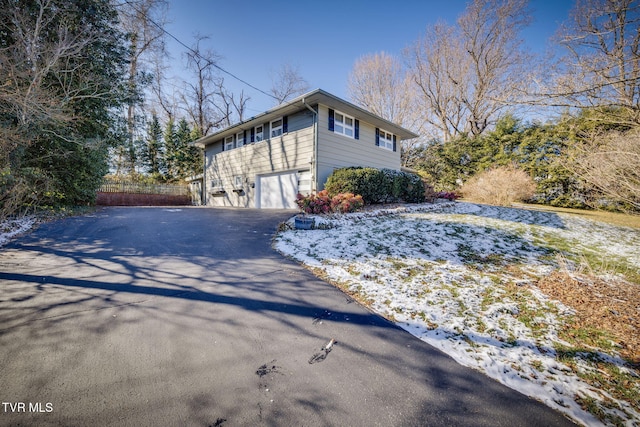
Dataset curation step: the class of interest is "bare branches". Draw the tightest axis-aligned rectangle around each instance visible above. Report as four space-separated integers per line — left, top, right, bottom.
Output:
269 63 310 105
115 0 168 174
406 0 531 141
0 0 91 129
1 0 129 215
528 0 640 124
570 128 640 210
406 23 466 142
348 52 416 127
181 36 226 136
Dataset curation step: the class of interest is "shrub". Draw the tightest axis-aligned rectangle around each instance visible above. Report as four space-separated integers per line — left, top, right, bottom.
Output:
324 167 388 203
296 191 364 214
382 169 426 203
331 193 364 213
296 190 332 214
460 166 535 206
324 167 425 204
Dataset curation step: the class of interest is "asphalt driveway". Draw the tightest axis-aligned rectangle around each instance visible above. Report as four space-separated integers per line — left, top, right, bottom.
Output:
0 207 575 426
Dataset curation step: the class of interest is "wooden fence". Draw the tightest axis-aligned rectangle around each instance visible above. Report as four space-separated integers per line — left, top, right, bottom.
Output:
98 181 189 196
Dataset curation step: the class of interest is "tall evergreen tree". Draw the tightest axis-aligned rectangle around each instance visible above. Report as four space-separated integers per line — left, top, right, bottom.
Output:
174 118 201 179
163 118 178 180
144 114 164 177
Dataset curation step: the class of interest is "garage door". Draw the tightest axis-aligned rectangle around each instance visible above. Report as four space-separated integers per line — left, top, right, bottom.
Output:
258 172 299 209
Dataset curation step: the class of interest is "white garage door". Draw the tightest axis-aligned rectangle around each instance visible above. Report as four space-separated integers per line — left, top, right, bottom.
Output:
258 172 299 209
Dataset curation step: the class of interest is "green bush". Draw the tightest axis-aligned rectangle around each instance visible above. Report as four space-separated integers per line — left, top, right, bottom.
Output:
324 167 385 203
324 167 425 204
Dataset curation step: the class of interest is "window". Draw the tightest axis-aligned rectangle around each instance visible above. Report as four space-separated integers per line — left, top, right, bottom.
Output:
236 131 245 147
334 111 354 137
224 135 234 150
329 109 358 138
211 178 223 188
254 124 264 142
234 175 243 187
378 129 394 150
270 118 283 137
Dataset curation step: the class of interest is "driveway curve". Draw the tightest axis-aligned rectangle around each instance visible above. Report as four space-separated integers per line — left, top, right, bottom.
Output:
0 207 575 426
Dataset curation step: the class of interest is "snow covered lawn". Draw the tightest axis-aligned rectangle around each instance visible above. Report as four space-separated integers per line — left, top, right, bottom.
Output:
274 202 640 427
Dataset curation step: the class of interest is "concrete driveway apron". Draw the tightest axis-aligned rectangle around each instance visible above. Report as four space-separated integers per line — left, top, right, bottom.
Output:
0 207 576 426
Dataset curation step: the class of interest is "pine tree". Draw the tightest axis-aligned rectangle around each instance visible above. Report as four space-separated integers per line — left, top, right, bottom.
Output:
174 118 202 179
163 118 178 180
144 114 164 178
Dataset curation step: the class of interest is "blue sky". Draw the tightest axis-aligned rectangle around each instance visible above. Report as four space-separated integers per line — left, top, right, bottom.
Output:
164 0 575 115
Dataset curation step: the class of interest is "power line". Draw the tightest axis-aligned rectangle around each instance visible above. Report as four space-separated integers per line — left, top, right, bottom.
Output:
120 0 278 102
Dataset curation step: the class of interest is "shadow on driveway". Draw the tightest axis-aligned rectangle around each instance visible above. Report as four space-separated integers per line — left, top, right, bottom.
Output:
0 207 576 426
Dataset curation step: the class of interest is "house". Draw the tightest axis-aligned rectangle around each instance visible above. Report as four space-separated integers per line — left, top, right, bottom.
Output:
193 89 418 209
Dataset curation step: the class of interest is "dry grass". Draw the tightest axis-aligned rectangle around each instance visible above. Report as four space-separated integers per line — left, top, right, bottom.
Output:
537 272 639 366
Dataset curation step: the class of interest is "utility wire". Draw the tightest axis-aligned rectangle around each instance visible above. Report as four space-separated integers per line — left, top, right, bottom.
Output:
120 0 279 102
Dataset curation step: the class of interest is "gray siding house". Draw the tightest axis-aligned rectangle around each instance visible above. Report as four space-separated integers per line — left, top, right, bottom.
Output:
193 89 418 209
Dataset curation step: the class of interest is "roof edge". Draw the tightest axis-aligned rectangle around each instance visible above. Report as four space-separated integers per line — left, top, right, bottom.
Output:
193 89 419 147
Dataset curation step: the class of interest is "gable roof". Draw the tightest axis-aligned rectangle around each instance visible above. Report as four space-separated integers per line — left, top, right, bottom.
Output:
194 88 419 148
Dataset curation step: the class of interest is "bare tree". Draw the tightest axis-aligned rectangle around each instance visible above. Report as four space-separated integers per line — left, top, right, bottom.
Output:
182 36 225 136
534 0 640 125
407 0 532 141
347 52 427 166
406 23 467 142
348 52 416 124
230 90 250 123
150 47 179 121
270 63 310 105
214 80 250 127
116 0 168 174
458 0 532 135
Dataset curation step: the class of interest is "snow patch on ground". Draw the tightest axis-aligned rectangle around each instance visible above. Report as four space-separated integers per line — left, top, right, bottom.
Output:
0 216 36 248
275 202 640 427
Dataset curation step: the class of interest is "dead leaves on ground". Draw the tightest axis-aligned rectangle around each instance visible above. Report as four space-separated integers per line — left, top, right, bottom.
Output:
536 272 639 366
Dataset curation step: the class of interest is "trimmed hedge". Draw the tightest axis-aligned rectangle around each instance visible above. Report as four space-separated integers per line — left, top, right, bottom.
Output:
324 167 425 204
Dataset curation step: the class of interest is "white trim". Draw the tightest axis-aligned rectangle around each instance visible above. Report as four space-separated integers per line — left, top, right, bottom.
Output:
254 124 264 142
379 129 394 151
334 110 355 138
270 117 283 137
224 135 234 150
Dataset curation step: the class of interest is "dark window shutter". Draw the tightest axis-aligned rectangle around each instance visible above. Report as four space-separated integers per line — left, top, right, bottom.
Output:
354 119 359 139
250 127 255 143
328 109 335 131
243 130 247 143
393 135 397 152
375 128 380 146
283 115 288 133
221 139 225 151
